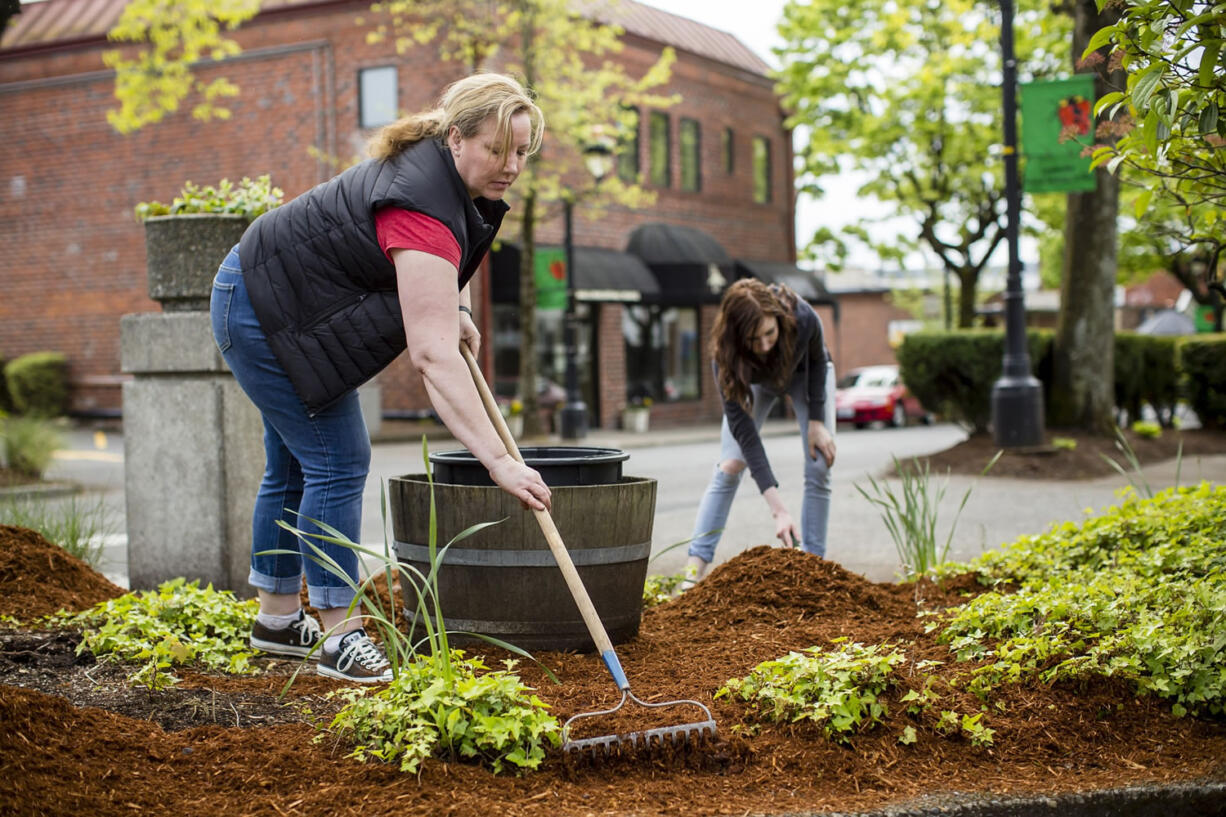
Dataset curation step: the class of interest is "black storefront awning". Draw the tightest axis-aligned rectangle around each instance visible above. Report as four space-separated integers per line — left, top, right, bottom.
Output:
625 222 735 304
735 258 840 322
491 243 660 303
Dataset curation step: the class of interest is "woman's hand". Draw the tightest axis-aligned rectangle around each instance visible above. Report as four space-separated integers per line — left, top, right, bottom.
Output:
808 419 836 467
773 509 801 549
459 309 481 359
489 454 552 512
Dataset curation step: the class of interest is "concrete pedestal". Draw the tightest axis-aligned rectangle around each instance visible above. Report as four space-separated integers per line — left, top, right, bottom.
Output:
121 311 263 595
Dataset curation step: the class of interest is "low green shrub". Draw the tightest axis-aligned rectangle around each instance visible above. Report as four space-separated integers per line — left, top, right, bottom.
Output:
939 482 1226 716
5 351 69 417
0 413 63 479
69 578 259 690
896 330 1051 432
716 640 906 744
324 654 559 774
1179 334 1226 429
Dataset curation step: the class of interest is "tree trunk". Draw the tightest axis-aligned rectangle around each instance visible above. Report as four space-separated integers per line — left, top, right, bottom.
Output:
1049 0 1123 433
518 191 543 436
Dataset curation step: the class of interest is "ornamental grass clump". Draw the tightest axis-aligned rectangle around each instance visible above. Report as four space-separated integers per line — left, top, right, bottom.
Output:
938 482 1226 716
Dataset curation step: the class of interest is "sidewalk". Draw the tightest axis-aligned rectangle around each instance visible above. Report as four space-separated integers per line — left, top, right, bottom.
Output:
23 418 1226 589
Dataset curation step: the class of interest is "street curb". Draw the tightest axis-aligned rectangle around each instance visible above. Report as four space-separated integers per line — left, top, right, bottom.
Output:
0 481 81 502
798 780 1226 817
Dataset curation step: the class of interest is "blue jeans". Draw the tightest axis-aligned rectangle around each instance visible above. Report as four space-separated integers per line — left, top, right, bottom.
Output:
689 362 835 561
210 246 370 610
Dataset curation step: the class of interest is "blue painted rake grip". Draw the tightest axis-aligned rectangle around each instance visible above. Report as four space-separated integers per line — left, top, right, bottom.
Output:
601 649 630 690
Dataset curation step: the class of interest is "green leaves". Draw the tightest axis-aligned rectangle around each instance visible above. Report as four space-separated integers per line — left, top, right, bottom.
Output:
325 653 560 774
104 0 260 133
70 577 259 689
134 175 284 221
717 640 905 744
939 482 1226 716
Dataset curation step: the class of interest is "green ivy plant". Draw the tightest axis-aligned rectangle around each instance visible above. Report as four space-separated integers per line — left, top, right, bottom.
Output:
69 577 259 690
938 482 1226 717
135 175 283 222
716 639 906 744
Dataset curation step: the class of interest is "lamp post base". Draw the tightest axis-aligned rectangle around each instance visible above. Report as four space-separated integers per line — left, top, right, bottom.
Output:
559 401 588 441
991 375 1044 448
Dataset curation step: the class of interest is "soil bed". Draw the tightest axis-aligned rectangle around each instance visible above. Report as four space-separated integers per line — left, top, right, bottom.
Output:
2 520 1224 816
915 427 1226 481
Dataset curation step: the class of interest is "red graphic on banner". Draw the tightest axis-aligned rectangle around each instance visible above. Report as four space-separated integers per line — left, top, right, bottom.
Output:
1057 96 1092 136
549 259 566 281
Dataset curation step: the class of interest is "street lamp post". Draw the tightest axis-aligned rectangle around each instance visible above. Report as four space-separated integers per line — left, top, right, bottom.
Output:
990 0 1044 448
558 138 615 441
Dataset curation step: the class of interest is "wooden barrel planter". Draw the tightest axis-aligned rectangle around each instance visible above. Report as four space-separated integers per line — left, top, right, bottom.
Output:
389 447 655 652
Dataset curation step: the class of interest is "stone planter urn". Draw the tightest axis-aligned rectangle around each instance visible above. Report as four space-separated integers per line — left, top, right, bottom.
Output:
143 214 249 311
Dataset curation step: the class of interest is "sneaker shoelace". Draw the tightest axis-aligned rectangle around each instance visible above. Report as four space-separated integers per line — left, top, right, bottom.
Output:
338 634 390 673
290 613 322 646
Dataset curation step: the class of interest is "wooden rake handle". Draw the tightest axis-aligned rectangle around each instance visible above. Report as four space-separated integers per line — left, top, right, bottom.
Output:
460 344 628 687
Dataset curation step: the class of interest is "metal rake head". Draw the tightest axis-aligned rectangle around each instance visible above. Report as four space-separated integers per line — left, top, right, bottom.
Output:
561 690 718 757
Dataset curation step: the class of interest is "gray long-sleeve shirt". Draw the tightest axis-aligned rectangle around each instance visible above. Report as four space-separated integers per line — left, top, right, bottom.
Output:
718 298 829 493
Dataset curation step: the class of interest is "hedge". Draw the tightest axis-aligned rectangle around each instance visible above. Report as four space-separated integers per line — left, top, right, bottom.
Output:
4 351 69 418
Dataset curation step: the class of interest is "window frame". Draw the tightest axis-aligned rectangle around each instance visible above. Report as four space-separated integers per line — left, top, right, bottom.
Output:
679 117 702 193
358 65 399 130
617 106 641 184
648 111 672 188
752 135 772 204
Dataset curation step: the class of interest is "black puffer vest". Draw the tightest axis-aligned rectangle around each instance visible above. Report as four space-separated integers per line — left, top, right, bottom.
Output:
238 139 508 414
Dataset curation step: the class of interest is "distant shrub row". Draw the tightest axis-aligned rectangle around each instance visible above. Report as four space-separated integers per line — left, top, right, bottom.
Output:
897 331 1226 432
0 351 69 417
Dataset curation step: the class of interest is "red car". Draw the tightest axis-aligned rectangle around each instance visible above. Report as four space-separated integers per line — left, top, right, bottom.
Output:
834 365 930 429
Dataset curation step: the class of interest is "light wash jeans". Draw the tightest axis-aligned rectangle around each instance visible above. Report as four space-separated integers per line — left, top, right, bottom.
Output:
689 361 836 561
210 246 370 610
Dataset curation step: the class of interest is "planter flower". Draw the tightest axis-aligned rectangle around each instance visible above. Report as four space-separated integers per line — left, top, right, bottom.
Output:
621 396 652 433
501 398 524 438
135 176 283 311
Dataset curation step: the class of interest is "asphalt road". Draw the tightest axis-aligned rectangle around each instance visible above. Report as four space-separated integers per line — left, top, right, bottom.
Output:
36 419 1226 589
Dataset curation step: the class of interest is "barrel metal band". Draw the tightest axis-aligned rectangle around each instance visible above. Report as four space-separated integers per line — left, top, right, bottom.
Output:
394 540 651 567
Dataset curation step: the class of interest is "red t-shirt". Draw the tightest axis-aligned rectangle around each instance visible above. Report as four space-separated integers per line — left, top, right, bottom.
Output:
374 207 462 270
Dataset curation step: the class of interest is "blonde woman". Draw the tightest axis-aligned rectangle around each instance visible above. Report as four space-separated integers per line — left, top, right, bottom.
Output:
209 73 551 682
683 279 836 589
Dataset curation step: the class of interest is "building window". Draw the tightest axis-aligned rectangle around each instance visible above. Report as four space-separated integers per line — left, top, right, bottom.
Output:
359 66 398 129
722 128 734 174
623 305 700 403
617 107 640 183
649 111 671 187
752 135 772 203
680 118 701 192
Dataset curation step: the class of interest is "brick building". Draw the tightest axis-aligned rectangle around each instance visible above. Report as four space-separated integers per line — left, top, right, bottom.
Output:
1 0 832 429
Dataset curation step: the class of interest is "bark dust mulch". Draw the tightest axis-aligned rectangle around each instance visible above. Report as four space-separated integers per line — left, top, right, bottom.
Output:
914 427 1226 481
2 523 1224 816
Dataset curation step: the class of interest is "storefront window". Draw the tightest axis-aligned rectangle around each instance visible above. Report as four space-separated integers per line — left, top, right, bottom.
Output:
492 303 592 419
623 305 699 403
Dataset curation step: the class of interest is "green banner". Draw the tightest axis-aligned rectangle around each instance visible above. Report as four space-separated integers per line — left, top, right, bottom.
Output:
534 247 568 311
1020 75 1097 194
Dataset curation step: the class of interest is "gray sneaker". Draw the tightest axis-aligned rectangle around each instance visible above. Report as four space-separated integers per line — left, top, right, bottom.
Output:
317 629 393 683
249 609 323 660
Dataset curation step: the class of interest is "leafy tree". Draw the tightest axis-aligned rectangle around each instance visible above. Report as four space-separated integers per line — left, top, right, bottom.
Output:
1085 0 1226 330
369 0 676 434
1045 0 1126 432
1 0 21 36
775 0 1069 328
103 0 260 134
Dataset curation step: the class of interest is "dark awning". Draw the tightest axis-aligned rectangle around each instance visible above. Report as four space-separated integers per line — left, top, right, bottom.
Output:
625 222 736 305
490 243 660 303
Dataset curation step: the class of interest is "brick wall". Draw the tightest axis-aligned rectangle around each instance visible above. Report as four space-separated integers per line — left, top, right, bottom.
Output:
0 1 794 426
